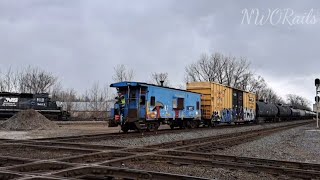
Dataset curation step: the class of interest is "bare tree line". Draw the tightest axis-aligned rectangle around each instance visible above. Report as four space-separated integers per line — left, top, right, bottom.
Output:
286 94 311 110
112 64 134 82
184 53 285 104
185 53 251 88
0 62 311 110
184 52 314 110
0 66 57 93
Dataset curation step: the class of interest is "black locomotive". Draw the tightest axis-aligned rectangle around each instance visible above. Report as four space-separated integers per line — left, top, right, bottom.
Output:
0 92 69 120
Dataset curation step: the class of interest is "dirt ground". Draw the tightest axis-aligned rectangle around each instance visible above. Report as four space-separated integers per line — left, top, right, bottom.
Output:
0 121 171 140
0 121 120 139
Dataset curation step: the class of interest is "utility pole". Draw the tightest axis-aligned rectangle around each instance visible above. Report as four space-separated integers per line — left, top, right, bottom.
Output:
315 78 320 128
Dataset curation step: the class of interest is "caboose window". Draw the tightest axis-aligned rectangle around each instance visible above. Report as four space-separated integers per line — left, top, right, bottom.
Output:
196 101 200 110
177 98 184 110
150 96 155 106
130 91 136 102
140 96 146 105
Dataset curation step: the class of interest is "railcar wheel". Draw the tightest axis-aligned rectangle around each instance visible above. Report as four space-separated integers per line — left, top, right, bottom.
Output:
121 127 129 133
214 122 218 127
196 122 200 128
154 122 160 130
146 123 152 132
190 121 196 129
170 124 175 130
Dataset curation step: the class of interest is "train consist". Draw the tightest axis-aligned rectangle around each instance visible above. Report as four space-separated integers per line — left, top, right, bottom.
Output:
109 81 316 132
0 92 70 120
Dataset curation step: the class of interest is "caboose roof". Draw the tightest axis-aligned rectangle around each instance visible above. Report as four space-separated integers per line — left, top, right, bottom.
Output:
110 81 201 94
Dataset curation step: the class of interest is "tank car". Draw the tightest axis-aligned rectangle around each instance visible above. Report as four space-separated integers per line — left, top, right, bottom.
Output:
290 108 300 120
256 101 278 123
275 104 291 121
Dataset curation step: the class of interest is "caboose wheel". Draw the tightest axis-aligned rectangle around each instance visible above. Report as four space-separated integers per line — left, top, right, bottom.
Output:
189 121 196 129
154 122 160 130
121 125 129 133
212 122 217 127
146 123 154 132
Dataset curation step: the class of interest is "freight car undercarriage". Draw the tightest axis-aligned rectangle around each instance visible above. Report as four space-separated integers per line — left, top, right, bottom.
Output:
109 114 315 133
109 118 202 133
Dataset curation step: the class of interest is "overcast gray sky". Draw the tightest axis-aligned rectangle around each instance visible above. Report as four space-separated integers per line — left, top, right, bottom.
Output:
0 0 319 105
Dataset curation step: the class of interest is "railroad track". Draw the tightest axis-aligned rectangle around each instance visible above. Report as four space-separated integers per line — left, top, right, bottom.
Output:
30 119 298 143
0 120 317 179
146 121 312 150
31 122 251 142
107 153 320 179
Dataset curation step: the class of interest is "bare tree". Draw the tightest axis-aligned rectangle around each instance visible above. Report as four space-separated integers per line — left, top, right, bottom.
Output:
185 53 219 83
151 72 170 86
0 79 3 92
89 82 100 111
0 67 19 92
18 66 58 93
89 82 111 111
60 89 77 111
232 57 251 88
51 82 63 100
112 64 134 82
286 94 311 110
245 75 267 93
87 82 112 119
260 88 284 104
185 52 286 104
50 82 78 111
185 52 251 90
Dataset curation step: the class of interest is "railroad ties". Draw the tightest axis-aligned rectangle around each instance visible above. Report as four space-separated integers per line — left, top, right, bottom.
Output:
0 120 319 179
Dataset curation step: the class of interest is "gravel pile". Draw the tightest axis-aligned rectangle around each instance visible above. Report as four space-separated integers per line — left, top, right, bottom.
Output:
0 109 59 131
214 123 320 164
83 120 311 147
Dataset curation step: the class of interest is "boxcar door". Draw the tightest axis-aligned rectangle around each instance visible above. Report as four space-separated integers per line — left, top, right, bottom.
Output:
232 89 238 122
238 91 244 121
232 89 244 122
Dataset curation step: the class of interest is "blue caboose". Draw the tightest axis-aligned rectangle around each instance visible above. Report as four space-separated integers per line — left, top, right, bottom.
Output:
109 81 201 132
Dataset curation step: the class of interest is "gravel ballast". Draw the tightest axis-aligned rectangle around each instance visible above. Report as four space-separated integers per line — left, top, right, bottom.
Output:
214 123 320 164
119 161 280 180
82 120 312 147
